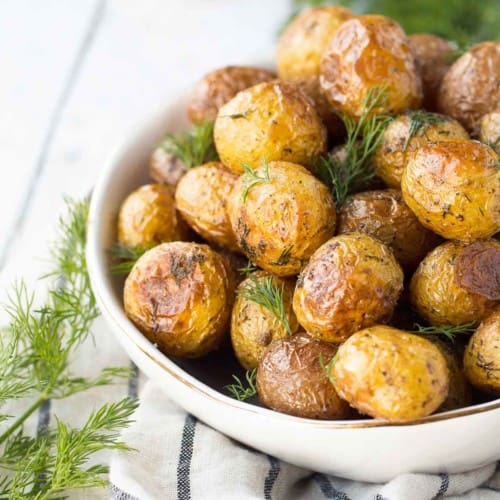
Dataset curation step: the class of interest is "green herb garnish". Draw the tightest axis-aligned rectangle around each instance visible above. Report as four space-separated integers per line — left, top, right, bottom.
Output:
225 368 257 401
108 242 151 275
241 159 271 202
319 351 338 385
411 322 477 342
238 260 259 277
404 110 447 149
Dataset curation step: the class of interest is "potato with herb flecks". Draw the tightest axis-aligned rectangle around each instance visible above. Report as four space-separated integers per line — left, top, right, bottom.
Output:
293 233 404 343
214 81 327 174
228 161 336 277
124 242 234 358
331 326 450 422
480 110 500 155
149 147 187 187
402 140 500 242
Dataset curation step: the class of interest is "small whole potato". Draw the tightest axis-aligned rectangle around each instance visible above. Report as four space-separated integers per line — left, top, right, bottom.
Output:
480 110 500 154
332 326 450 422
402 140 500 241
464 309 500 396
187 66 276 124
320 15 422 118
214 81 327 174
374 111 468 188
117 184 190 248
228 161 336 276
124 242 234 358
231 271 299 370
337 189 440 272
438 41 500 134
257 332 352 419
149 147 187 187
175 162 239 251
410 240 499 326
293 233 404 343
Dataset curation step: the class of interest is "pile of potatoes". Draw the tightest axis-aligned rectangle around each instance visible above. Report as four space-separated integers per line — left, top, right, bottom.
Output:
117 7 500 423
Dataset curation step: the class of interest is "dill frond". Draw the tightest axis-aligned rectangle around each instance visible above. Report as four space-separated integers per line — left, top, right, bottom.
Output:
319 351 338 385
225 368 257 401
411 322 477 342
241 159 271 202
108 242 151 275
404 110 447 149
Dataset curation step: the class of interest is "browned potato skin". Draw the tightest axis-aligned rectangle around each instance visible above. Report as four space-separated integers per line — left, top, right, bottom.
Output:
149 147 187 187
123 242 234 358
257 333 352 419
117 184 191 248
187 66 276 124
402 140 500 242
231 271 299 370
374 112 468 188
175 162 239 252
332 326 449 422
293 233 404 343
214 81 327 174
408 34 454 111
438 42 500 135
337 189 440 272
410 241 499 326
320 15 422 118
228 161 336 277
480 110 500 155
464 309 500 396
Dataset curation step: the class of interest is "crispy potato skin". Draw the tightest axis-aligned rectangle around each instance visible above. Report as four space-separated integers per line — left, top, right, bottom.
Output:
319 15 422 118
408 34 454 111
117 184 190 248
332 326 449 422
410 241 499 326
438 42 500 135
214 81 327 174
464 309 500 396
231 272 299 370
402 140 500 241
480 110 500 155
228 161 336 277
187 66 276 124
257 333 352 419
293 233 404 343
149 147 187 187
374 113 468 188
175 162 239 251
123 242 234 358
337 189 440 272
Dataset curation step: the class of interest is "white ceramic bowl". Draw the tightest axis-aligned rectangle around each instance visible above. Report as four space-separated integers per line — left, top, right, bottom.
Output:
86 97 500 483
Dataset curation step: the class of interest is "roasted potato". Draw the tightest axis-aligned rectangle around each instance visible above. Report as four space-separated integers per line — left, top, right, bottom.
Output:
331 326 449 422
187 66 276 124
175 162 239 251
463 309 500 396
438 41 500 134
293 233 404 343
257 333 352 419
117 184 190 248
231 271 299 370
319 14 422 118
480 110 500 154
228 161 336 276
374 111 468 188
149 147 187 187
410 240 499 326
123 242 234 358
402 140 500 241
214 81 327 174
337 189 440 271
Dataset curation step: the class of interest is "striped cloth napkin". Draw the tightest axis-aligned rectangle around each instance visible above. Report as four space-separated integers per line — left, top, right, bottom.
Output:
109 382 499 500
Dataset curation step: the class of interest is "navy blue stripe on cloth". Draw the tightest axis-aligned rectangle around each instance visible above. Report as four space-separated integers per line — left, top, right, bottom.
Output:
177 414 197 500
127 361 139 398
264 456 281 499
314 473 351 500
436 473 450 497
110 483 140 500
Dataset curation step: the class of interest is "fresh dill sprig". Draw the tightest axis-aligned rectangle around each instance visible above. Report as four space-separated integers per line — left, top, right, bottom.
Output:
158 121 219 169
411 322 477 342
238 260 258 276
241 159 271 202
404 110 447 149
319 351 338 385
237 275 292 335
225 368 257 401
108 242 151 275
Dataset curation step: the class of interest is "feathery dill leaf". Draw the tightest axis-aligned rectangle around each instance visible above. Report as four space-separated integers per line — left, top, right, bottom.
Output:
108 242 151 275
241 159 271 202
411 322 477 342
404 110 447 149
319 351 338 384
238 260 258 277
225 368 257 401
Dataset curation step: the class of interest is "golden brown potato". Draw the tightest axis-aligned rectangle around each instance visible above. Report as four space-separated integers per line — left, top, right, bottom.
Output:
187 66 276 124
123 242 234 358
214 81 327 174
149 147 187 187
374 111 468 188
464 309 500 396
332 326 449 422
438 41 500 134
231 271 299 370
228 161 336 277
402 140 500 241
320 15 422 118
408 34 455 111
293 233 404 343
175 162 239 251
257 333 352 419
337 189 440 272
117 184 190 248
410 240 499 326
480 110 500 154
